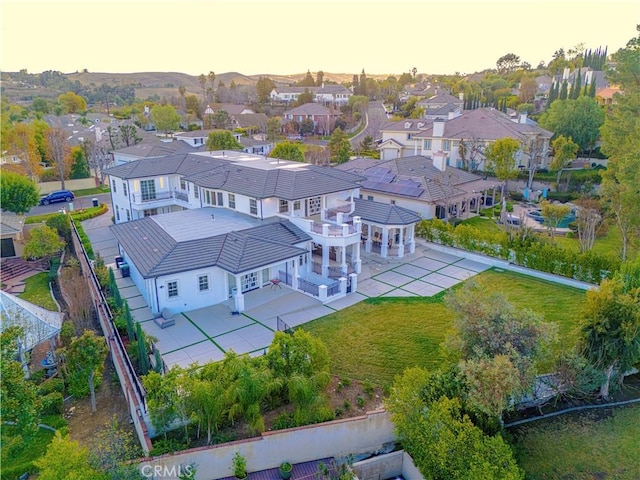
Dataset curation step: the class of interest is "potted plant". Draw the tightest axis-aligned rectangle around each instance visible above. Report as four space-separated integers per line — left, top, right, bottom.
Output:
279 461 292 480
232 452 247 480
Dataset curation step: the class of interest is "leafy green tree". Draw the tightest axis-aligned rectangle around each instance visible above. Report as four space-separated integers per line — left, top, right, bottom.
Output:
4 122 43 179
119 124 141 147
206 130 243 151
150 104 180 134
580 277 640 400
211 110 231 129
550 135 579 187
0 170 39 213
540 199 571 240
294 88 314 107
538 97 605 155
142 367 181 439
35 432 107 480
266 117 282 142
299 117 315 136
496 53 521 75
60 330 108 412
387 374 523 480
23 225 64 260
57 91 87 113
256 77 275 104
270 141 305 162
0 325 40 439
599 30 640 260
69 146 90 179
328 127 351 164
484 137 520 221
445 280 556 420
299 70 316 87
89 416 144 480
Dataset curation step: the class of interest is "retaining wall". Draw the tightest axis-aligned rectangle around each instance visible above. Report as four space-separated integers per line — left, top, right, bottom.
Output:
138 409 395 480
37 178 97 194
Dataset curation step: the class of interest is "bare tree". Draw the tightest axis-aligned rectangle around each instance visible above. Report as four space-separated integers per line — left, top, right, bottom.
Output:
434 170 459 221
458 137 485 172
59 262 94 333
304 145 330 166
575 197 603 253
46 127 70 190
84 138 113 185
523 135 545 191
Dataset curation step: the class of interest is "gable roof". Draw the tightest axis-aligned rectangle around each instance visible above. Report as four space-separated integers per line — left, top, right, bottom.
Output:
283 103 335 116
0 213 26 236
110 210 311 277
353 198 421 225
423 92 463 105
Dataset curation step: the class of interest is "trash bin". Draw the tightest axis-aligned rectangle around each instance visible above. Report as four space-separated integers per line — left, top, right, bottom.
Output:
115 256 124 268
92 198 99 207
120 262 130 278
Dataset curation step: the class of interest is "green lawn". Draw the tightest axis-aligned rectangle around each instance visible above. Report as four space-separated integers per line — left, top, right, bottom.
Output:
18 272 58 311
301 269 585 386
512 405 640 479
73 184 110 197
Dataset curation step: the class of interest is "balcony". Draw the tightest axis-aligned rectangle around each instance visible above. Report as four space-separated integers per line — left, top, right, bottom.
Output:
289 216 362 244
130 190 190 209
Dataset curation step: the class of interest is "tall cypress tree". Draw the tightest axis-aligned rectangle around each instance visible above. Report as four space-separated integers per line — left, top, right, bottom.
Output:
589 79 597 97
573 69 582 99
559 80 568 100
548 81 557 104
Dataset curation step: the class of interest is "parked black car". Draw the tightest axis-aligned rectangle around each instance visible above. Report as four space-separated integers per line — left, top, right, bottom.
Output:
39 190 75 205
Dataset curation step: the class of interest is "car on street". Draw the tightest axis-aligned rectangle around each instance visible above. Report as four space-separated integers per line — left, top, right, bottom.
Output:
39 189 75 205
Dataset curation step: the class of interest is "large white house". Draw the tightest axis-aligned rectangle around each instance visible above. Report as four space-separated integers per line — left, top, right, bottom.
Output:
105 151 421 316
378 108 553 171
270 84 352 106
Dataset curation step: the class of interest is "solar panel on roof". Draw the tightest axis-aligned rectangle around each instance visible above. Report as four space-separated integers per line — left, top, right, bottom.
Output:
367 167 391 176
362 180 424 198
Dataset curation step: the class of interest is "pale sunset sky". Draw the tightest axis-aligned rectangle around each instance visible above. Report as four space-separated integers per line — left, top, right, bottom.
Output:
1 0 638 77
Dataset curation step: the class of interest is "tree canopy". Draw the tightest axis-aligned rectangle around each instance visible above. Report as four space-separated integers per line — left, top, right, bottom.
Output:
0 171 39 214
538 97 604 153
23 225 65 260
150 105 180 133
206 130 243 151
270 141 305 162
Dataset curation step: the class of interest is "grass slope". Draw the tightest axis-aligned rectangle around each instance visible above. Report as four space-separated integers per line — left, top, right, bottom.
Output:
302 269 585 386
512 405 640 479
18 272 57 311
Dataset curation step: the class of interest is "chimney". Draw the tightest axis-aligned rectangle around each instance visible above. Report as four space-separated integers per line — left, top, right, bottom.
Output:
458 92 464 101
321 82 325 88
433 118 445 137
433 151 447 172
448 110 457 120
519 112 528 124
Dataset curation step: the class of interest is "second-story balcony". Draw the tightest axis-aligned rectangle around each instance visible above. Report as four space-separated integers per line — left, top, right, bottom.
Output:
130 190 190 209
289 216 362 246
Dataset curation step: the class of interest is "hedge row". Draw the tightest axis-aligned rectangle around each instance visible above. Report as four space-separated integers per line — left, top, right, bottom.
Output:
416 219 619 283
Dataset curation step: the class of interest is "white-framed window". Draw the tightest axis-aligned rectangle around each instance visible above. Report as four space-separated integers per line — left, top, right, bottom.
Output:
279 199 288 213
293 200 301 210
126 209 131 221
390 199 396 205
423 139 431 150
308 196 321 215
228 193 236 209
194 186 199 199
443 140 451 151
123 182 127 196
241 272 258 292
112 179 117 193
367 195 374 201
144 208 158 217
115 208 120 221
198 275 209 292
217 192 224 206
180 179 187 190
167 280 179 298
140 179 156 201
250 198 258 215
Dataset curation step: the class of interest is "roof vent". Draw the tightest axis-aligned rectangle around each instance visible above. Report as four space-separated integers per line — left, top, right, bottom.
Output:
211 214 215 220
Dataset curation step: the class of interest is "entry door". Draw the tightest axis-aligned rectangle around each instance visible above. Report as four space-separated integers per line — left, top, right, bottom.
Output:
241 272 258 293
1 238 16 257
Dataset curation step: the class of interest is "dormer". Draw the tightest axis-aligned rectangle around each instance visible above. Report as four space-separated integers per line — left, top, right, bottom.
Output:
417 122 425 128
404 122 411 129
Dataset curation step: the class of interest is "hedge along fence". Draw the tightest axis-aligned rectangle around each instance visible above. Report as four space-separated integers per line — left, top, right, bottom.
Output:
416 219 620 283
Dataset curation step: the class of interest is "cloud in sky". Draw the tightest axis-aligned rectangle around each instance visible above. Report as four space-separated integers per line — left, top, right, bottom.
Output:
1 0 638 76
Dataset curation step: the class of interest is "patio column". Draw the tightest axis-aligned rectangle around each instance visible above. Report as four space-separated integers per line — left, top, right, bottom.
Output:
407 223 416 254
398 226 405 258
352 241 361 274
349 272 358 293
340 245 347 274
365 220 372 253
292 259 299 290
233 275 245 312
381 228 389 257
322 244 329 277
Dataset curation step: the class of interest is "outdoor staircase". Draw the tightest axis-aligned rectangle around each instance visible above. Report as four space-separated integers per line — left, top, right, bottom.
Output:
0 258 47 290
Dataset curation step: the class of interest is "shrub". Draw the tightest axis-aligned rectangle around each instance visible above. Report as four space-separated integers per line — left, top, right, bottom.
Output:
46 214 71 243
39 392 64 415
356 396 365 408
37 378 65 396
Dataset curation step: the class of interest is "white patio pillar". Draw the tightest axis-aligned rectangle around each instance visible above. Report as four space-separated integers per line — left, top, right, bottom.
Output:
352 241 362 274
381 227 389 257
233 275 245 312
339 277 347 295
292 259 299 290
349 272 358 293
340 244 347 274
398 226 405 258
408 223 416 254
322 244 329 277
319 284 328 302
365 221 372 253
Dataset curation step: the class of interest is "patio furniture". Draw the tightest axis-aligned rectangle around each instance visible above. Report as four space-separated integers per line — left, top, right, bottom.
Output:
270 278 282 289
154 308 175 329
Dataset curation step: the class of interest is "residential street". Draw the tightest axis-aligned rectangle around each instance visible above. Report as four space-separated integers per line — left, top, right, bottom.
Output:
350 100 390 147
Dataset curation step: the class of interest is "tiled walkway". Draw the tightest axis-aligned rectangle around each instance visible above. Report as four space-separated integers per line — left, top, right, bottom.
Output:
84 209 490 370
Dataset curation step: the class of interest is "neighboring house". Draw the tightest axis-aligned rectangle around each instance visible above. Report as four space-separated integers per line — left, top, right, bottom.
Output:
204 103 255 116
378 108 553 170
106 151 422 315
282 103 340 135
1 151 23 165
336 155 498 220
270 84 352 106
417 92 463 111
231 113 269 132
238 136 273 155
596 85 621 105
112 136 202 166
0 213 26 258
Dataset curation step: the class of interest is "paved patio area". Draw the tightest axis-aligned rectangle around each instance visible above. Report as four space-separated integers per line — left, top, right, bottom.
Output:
83 207 490 370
